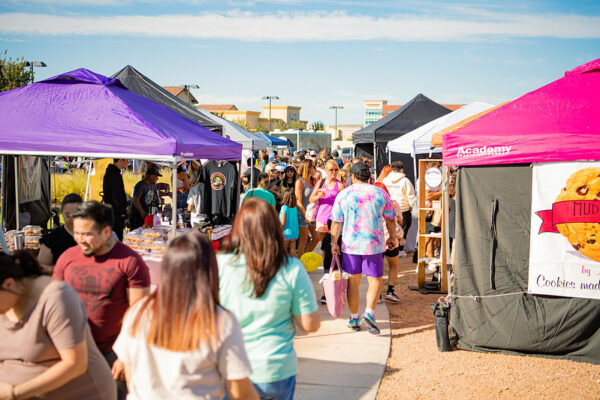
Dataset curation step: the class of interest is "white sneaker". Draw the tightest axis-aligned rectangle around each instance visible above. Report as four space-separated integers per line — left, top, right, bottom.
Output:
398 250 408 258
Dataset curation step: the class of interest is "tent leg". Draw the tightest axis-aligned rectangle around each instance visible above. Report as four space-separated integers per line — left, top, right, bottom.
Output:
171 163 178 238
14 157 20 230
84 161 92 201
373 142 377 179
237 159 242 212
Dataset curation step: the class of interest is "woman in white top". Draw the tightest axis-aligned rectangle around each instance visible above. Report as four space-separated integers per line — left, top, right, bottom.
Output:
114 232 258 400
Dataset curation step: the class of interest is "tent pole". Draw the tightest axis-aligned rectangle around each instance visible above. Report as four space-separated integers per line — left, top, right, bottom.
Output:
373 141 377 180
412 142 418 186
443 166 452 295
14 157 20 230
237 159 242 212
171 162 177 238
84 161 92 201
388 148 391 165
250 153 254 190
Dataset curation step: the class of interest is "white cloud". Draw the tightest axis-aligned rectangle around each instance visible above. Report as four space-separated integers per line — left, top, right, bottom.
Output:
1 10 599 41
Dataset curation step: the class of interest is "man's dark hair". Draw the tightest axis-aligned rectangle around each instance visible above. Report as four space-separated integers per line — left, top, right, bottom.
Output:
61 193 83 209
391 160 405 172
331 150 339 157
71 201 114 231
247 157 253 167
351 162 370 182
113 158 122 163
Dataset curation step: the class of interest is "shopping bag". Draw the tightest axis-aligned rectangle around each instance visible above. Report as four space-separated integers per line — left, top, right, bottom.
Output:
321 255 348 319
305 201 318 223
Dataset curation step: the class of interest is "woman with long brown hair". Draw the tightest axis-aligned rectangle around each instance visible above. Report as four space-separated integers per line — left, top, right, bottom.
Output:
0 251 115 400
113 232 258 400
295 158 319 256
218 198 320 400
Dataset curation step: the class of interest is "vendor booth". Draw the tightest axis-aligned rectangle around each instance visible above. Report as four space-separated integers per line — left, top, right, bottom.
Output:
0 68 242 244
353 93 451 180
443 59 600 364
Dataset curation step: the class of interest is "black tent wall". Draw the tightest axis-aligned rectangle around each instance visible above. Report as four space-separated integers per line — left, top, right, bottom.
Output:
450 165 600 364
1 156 52 231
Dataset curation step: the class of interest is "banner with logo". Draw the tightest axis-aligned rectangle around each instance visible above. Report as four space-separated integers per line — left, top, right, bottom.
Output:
529 162 600 300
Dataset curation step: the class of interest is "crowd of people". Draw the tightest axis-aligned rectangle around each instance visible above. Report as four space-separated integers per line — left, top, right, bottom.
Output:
1 146 428 400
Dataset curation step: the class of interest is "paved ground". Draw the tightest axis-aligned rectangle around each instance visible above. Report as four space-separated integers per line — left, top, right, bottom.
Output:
294 267 391 400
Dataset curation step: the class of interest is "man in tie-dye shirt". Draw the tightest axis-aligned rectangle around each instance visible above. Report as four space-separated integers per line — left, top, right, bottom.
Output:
330 162 397 335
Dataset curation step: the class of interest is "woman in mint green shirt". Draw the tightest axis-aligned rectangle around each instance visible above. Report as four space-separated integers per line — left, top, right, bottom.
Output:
218 197 320 400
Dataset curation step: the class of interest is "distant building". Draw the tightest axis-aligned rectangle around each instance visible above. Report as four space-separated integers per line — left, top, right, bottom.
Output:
364 100 464 125
197 104 306 130
325 124 363 142
163 86 198 105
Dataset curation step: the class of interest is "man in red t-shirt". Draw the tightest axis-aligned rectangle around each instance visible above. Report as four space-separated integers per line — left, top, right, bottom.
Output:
54 201 150 400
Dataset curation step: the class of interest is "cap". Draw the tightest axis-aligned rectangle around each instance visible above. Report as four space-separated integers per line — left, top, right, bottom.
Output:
309 150 317 156
146 166 162 177
275 165 285 172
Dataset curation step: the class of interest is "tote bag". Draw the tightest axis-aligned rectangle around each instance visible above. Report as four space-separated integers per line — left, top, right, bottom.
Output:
321 255 348 319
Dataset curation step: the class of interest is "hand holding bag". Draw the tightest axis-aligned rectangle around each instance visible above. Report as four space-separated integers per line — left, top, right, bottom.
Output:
321 255 348 319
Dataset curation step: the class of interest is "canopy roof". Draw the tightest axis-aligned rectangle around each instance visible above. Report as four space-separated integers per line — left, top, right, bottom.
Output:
196 108 268 151
112 65 268 151
443 58 600 166
0 68 242 161
387 102 492 154
353 93 451 144
430 102 509 147
256 132 290 147
111 65 222 133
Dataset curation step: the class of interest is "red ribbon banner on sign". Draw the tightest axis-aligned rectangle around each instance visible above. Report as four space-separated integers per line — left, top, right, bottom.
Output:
536 200 600 234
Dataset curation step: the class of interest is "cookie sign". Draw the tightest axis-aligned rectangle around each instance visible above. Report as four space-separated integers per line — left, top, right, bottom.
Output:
425 167 442 189
536 167 600 262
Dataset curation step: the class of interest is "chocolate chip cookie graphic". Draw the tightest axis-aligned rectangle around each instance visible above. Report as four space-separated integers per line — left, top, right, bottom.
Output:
555 167 600 261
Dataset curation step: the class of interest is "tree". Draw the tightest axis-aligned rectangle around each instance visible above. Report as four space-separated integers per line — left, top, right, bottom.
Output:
0 50 33 92
255 122 269 133
310 121 324 131
231 118 249 130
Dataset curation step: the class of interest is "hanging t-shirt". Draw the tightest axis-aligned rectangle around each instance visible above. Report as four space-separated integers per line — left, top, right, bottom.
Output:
201 161 238 218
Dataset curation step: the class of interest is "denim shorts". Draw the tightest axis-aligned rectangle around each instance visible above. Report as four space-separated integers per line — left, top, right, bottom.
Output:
297 212 308 228
253 376 296 400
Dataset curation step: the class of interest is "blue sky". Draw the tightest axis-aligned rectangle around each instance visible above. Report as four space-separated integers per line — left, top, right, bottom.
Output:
1 0 599 126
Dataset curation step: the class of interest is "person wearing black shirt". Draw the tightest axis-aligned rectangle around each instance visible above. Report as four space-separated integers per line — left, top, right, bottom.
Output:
103 158 129 240
243 157 261 189
38 193 82 272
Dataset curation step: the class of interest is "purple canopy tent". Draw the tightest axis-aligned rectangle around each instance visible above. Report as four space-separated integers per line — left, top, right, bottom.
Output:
0 68 242 233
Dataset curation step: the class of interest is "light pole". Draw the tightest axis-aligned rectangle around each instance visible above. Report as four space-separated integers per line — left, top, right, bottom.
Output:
329 105 343 141
25 61 47 83
262 95 279 133
179 84 199 105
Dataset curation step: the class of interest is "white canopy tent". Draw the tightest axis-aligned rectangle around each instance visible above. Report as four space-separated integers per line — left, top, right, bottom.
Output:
196 108 268 151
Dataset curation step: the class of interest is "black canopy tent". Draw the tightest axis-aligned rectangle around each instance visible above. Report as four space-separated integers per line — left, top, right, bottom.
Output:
353 94 451 182
111 65 223 135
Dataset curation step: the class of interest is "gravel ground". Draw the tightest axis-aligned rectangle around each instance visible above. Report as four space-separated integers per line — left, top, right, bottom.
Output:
376 253 600 400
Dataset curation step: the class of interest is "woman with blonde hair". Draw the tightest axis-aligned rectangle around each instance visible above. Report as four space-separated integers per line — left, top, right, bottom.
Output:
113 232 257 400
218 198 320 400
295 158 319 256
309 159 345 245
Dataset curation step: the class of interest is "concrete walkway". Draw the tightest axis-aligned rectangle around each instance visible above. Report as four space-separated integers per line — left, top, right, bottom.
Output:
294 267 391 400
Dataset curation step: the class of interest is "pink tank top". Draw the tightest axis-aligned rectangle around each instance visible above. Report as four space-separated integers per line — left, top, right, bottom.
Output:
316 180 340 225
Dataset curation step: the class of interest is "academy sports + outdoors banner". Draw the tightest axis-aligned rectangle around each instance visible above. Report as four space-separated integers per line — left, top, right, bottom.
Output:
529 162 600 300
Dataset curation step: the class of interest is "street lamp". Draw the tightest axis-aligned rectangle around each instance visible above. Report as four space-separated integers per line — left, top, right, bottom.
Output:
179 84 199 105
261 95 279 133
329 105 344 141
25 61 47 83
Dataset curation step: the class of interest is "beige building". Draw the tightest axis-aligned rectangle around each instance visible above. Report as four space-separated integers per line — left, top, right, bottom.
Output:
198 104 306 130
261 105 300 125
163 86 199 105
325 124 363 142
364 99 464 126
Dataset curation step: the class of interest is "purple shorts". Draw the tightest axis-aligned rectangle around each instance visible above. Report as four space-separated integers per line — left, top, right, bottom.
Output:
342 253 384 278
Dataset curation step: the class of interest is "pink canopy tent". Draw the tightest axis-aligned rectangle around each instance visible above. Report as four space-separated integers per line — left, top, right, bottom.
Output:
443 59 600 166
